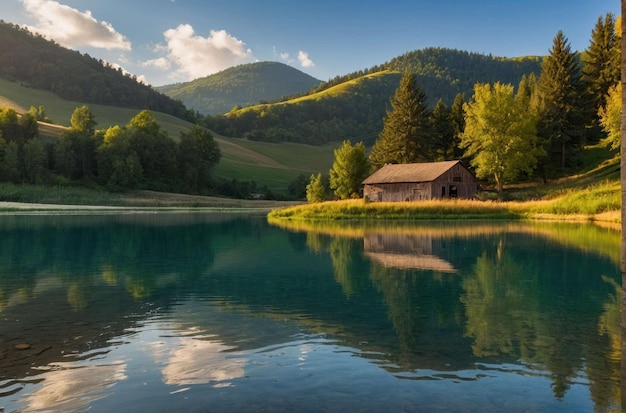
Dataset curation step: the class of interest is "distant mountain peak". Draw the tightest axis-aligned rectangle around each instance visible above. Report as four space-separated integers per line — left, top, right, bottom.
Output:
157 61 321 115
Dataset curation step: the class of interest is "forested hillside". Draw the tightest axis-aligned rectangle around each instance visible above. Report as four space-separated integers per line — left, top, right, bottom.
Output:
157 62 321 115
208 48 543 145
0 21 191 120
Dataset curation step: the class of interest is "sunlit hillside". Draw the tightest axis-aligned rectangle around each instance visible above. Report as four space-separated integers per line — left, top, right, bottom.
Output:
0 78 336 192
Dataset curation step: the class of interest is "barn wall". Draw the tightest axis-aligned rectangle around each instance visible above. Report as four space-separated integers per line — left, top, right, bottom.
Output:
363 164 479 202
364 183 433 202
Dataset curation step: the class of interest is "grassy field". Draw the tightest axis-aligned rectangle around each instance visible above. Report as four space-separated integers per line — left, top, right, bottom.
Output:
0 78 336 193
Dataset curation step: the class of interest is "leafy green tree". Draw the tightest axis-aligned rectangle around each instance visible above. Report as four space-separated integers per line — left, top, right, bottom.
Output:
96 125 142 190
126 110 177 190
0 108 22 143
51 136 76 179
535 31 588 174
369 71 433 169
177 125 221 194
27 105 52 123
306 173 326 203
70 105 97 135
22 138 47 184
18 111 38 140
461 82 543 194
582 13 620 118
598 82 620 150
329 140 370 200
1 140 20 182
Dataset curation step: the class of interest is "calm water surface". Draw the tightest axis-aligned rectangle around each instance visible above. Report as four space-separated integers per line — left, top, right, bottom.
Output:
0 213 622 412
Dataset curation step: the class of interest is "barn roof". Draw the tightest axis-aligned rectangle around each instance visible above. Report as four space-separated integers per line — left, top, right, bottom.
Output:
362 160 465 184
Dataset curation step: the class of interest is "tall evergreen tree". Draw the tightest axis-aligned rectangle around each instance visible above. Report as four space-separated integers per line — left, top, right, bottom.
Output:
448 93 466 160
582 13 620 116
536 31 587 175
369 71 432 169
430 99 455 160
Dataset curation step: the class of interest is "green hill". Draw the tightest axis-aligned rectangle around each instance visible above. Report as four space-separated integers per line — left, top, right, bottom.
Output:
0 21 190 120
210 48 543 145
157 62 322 115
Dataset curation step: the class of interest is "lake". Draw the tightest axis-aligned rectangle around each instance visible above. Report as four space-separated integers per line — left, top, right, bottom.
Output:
0 212 622 413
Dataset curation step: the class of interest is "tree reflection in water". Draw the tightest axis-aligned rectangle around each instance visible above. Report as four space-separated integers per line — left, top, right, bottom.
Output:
0 215 622 412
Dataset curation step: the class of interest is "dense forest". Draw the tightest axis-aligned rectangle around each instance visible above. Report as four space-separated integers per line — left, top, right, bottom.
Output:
0 21 192 120
206 49 543 145
157 62 322 115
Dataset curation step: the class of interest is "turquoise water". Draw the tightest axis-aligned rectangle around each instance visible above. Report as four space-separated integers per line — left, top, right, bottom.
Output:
0 213 622 412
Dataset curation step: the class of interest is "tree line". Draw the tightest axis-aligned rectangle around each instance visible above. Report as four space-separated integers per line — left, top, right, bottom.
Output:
0 105 221 195
309 14 620 200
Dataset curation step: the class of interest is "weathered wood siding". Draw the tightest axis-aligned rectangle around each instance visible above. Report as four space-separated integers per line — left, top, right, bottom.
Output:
364 163 478 202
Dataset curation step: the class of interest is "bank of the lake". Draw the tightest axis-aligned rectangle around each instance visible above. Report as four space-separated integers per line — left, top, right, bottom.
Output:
267 198 621 224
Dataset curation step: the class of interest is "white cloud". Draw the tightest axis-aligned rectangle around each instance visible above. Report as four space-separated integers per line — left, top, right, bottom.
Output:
142 57 172 71
297 50 315 68
273 46 290 62
161 24 255 80
21 0 131 50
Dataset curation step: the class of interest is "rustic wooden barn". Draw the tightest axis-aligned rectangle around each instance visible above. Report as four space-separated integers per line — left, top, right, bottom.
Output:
362 160 479 202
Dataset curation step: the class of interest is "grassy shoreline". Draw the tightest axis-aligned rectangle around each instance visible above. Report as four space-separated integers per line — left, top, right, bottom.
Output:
268 178 621 223
268 192 621 224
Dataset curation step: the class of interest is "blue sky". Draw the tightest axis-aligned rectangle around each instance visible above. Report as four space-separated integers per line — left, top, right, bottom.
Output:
2 0 620 86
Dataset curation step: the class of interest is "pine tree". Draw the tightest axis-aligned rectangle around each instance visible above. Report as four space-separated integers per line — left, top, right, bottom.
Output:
582 13 620 116
448 93 466 160
430 99 454 160
369 71 432 169
536 31 587 174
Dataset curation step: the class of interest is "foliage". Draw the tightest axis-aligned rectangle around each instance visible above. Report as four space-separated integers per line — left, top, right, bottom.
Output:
70 105 97 134
287 173 308 200
329 140 369 200
0 21 191 120
461 82 543 193
535 31 588 175
0 104 222 195
369 71 433 169
306 173 327 203
157 62 321 115
598 82 621 150
177 125 222 194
